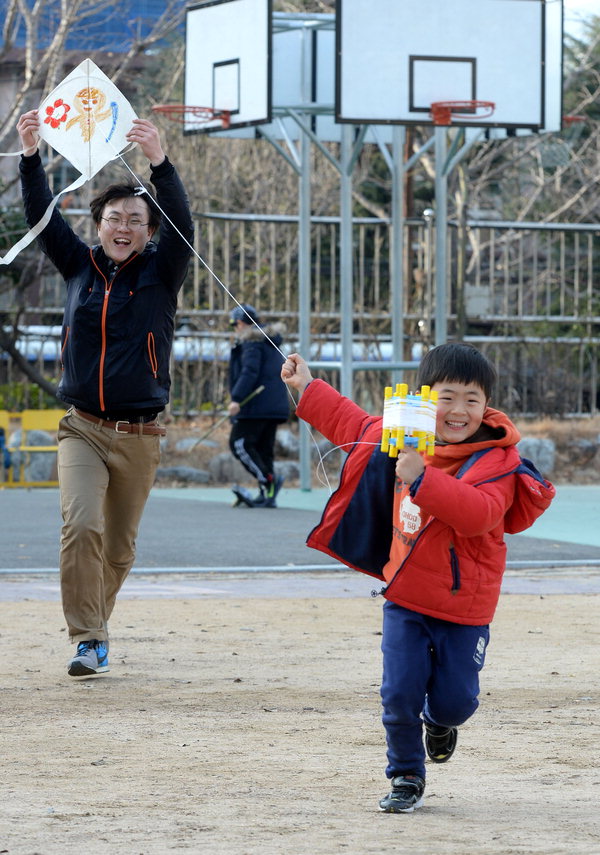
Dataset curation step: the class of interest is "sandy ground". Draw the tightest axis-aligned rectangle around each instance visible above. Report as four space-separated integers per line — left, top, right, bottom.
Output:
1 590 599 855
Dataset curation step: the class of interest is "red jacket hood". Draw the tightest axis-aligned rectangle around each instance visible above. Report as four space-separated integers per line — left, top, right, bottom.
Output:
431 406 520 465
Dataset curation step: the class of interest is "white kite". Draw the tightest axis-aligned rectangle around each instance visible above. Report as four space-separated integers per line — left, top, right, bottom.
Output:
0 58 138 265
38 58 137 179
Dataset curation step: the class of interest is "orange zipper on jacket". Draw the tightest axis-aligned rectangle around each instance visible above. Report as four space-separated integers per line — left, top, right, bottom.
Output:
147 332 158 378
60 326 70 369
89 249 138 412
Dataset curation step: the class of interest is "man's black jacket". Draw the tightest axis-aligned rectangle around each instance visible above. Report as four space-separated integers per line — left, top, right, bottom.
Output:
20 152 193 416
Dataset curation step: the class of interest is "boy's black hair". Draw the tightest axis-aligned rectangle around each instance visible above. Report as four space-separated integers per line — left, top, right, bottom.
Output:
90 182 160 231
416 342 497 400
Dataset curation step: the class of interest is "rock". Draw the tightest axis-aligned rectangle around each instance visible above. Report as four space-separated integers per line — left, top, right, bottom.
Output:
173 437 220 452
275 460 300 481
208 452 249 484
154 466 210 484
8 428 57 484
311 438 335 461
517 438 556 476
276 428 300 455
569 438 598 465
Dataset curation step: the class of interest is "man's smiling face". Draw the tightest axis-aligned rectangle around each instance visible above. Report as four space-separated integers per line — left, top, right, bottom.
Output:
96 196 154 264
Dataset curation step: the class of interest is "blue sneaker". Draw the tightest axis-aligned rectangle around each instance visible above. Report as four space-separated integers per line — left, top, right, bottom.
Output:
379 775 425 813
68 640 109 677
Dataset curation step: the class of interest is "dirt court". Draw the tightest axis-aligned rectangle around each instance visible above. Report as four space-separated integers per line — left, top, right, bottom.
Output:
1 588 598 855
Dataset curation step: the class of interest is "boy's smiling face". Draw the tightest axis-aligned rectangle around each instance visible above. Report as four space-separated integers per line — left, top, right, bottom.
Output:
431 380 488 444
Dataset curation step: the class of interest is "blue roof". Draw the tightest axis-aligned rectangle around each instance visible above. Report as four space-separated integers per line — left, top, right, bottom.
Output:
3 0 185 52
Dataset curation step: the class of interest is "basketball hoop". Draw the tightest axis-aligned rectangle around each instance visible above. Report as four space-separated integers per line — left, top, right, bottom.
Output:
430 100 496 126
151 104 231 129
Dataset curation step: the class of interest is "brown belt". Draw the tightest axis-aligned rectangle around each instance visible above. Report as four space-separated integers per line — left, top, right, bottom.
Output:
74 409 167 436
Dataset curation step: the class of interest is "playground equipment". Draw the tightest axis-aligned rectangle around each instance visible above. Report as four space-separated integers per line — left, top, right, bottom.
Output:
0 409 65 488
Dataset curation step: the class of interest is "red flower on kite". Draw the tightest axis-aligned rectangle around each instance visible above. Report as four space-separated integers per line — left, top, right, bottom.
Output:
44 98 71 129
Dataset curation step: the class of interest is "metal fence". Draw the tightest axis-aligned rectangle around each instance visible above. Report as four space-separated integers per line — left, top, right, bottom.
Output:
1 212 599 416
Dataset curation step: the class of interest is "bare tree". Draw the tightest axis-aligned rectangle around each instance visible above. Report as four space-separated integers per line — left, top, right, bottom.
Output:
2 1 599 412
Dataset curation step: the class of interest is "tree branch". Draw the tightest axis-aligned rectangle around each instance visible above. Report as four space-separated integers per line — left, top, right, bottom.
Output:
0 324 59 400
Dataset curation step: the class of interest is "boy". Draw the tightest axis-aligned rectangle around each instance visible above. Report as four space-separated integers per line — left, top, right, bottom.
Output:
281 342 554 813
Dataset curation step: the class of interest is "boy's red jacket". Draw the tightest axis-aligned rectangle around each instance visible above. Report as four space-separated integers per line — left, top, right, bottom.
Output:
297 379 554 626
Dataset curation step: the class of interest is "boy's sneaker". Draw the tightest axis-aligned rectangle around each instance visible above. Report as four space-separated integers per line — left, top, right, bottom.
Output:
378 775 425 813
68 640 109 677
424 719 458 763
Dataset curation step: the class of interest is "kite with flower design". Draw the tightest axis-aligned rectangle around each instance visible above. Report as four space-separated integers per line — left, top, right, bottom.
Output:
37 58 136 179
1 58 137 265
44 98 71 129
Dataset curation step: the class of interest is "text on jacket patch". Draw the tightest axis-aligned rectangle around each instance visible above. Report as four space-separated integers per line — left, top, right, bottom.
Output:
400 495 422 535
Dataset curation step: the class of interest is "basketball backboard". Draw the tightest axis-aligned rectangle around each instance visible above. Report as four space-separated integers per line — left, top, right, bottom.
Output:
184 0 272 132
184 8 392 143
336 0 563 131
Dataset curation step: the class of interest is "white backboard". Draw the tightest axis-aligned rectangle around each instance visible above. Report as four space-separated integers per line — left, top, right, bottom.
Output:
184 0 272 132
336 0 563 130
185 10 392 143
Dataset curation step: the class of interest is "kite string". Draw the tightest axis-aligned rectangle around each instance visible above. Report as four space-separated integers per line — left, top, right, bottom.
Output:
313 441 380 489
124 151 398 495
112 146 378 496
112 148 287 360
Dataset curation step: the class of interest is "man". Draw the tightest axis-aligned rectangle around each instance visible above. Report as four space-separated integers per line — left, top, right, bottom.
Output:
16 110 193 677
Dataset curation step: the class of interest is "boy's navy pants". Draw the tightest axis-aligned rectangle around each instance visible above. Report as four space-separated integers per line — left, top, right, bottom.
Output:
381 601 490 780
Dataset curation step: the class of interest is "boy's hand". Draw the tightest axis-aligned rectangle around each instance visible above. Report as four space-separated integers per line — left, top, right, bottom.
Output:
281 352 313 394
395 447 425 485
17 110 40 156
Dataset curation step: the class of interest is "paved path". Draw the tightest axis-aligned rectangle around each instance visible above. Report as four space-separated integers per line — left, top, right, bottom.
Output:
1 484 599 597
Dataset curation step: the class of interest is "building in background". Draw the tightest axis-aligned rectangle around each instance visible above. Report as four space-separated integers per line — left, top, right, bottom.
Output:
2 0 184 53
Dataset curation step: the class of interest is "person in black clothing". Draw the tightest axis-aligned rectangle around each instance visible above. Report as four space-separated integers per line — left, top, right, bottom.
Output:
16 110 193 678
0 427 11 477
228 304 289 507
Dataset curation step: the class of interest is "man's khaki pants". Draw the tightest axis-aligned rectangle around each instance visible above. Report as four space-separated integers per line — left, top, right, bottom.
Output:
57 409 160 643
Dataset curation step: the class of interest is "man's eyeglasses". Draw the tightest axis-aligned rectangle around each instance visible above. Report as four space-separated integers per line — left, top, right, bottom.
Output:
101 215 149 231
